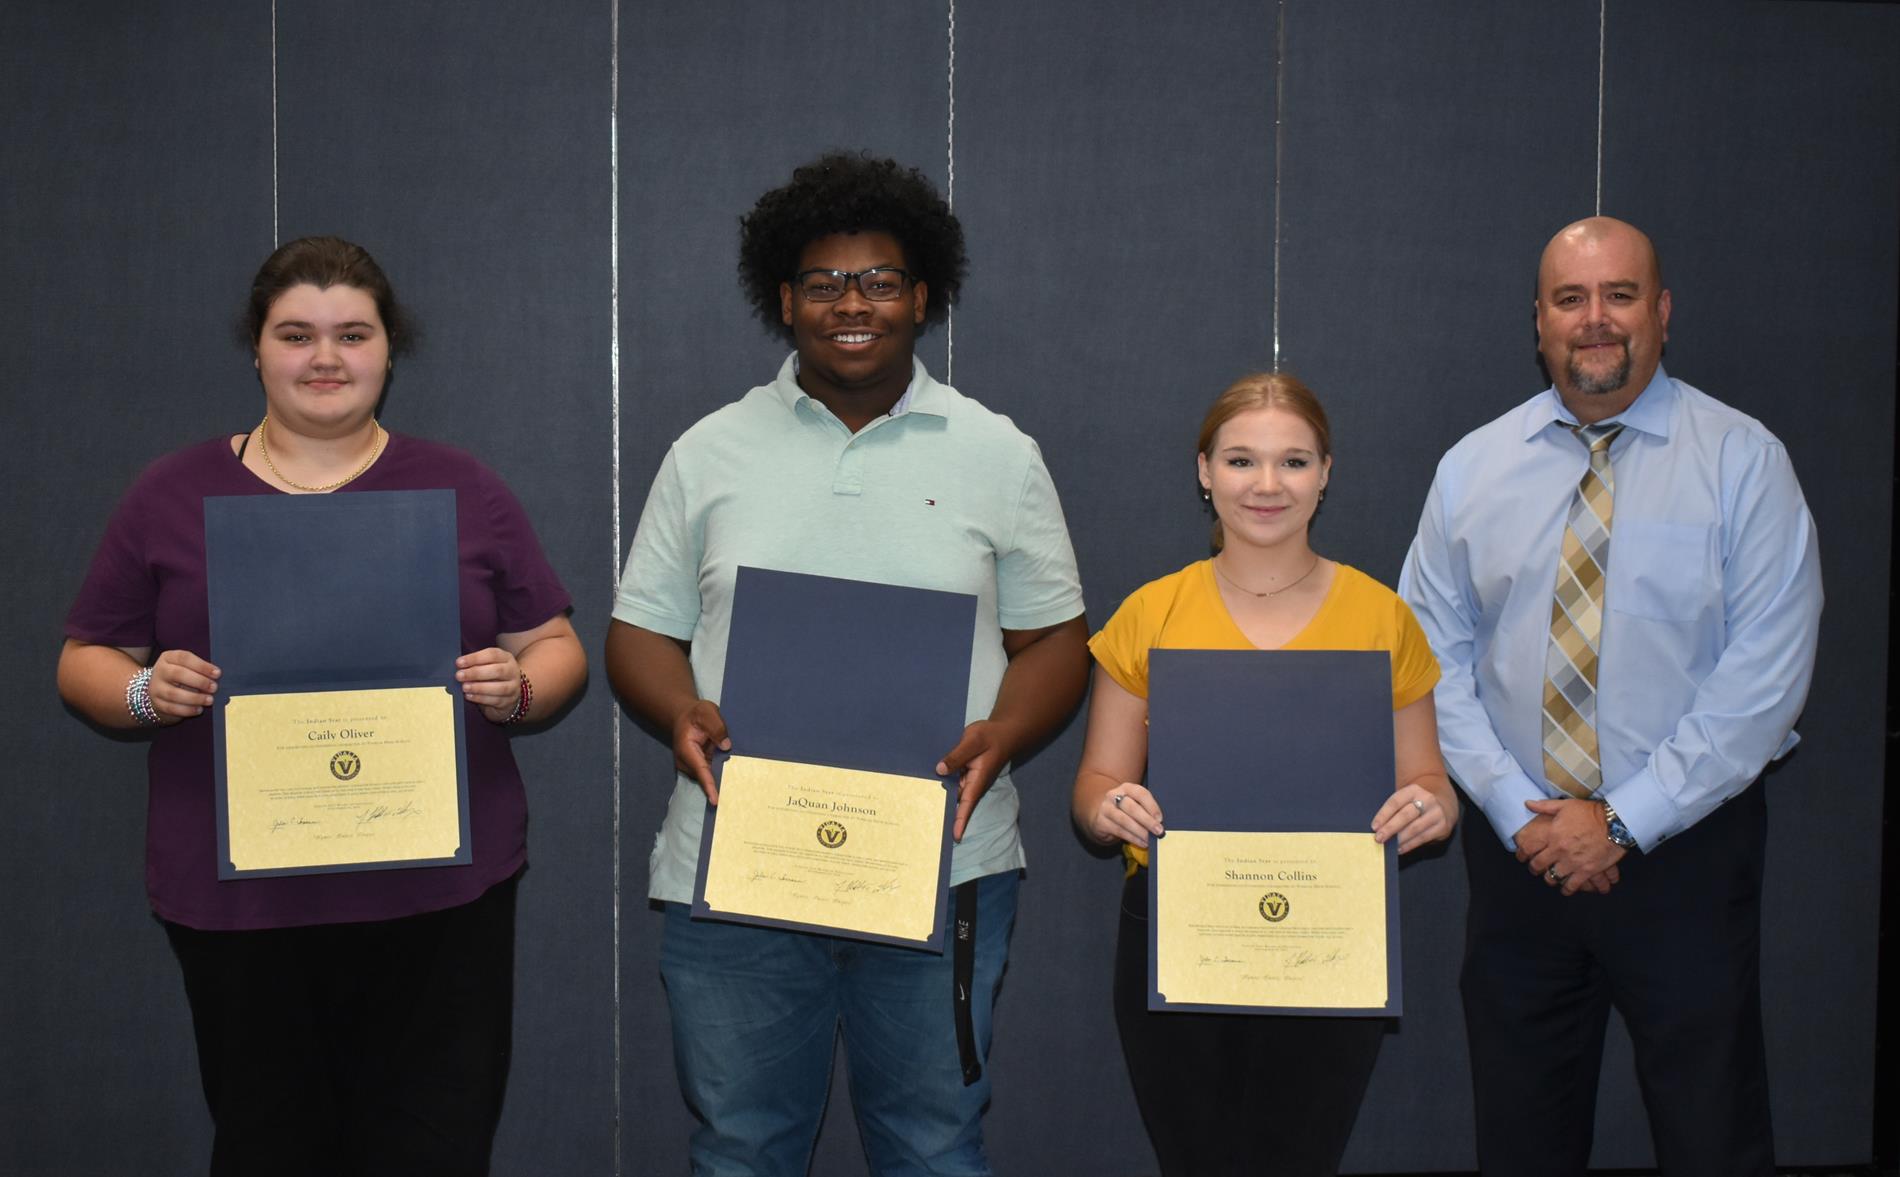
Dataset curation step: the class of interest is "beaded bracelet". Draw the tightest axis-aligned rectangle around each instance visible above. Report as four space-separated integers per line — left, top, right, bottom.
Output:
502 672 534 725
126 667 162 727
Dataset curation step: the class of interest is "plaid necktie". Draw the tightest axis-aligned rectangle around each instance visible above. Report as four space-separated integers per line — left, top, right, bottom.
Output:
1542 423 1624 799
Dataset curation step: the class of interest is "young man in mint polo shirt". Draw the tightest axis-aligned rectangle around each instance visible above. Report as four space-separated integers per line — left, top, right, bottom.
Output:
608 152 1089 1175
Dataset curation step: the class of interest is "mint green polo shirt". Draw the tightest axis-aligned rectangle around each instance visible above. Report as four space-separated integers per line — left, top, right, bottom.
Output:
616 355 1086 904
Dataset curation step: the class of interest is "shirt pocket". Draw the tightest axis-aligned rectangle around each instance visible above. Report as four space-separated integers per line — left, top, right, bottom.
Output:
1608 520 1718 623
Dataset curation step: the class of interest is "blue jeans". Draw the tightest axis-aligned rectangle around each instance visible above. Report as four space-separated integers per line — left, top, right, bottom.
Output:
659 870 1019 1177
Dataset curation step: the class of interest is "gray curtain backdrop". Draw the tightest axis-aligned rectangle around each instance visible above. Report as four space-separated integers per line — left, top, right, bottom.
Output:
5 2 1893 1174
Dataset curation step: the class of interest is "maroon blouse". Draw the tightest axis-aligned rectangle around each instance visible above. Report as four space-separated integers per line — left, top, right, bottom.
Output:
66 434 571 930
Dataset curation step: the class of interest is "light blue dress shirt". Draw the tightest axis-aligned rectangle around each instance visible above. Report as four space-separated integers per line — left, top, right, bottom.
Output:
1399 368 1822 852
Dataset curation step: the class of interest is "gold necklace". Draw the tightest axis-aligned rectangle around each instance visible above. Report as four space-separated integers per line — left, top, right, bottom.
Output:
1214 554 1322 598
257 415 385 493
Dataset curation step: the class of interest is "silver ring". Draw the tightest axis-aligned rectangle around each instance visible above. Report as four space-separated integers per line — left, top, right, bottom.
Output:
1111 794 1125 809
1545 866 1560 883
1412 799 1425 815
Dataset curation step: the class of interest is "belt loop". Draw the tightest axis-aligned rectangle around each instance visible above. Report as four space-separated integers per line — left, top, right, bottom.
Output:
953 880 981 1086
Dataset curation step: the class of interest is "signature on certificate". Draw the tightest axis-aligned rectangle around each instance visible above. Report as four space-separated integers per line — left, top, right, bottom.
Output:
1285 948 1350 969
267 816 323 835
355 801 421 827
835 877 900 895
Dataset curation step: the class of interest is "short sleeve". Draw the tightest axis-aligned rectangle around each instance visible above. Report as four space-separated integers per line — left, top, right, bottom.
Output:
1390 596 1441 711
1088 590 1154 700
994 442 1085 631
478 471 572 634
613 447 702 640
65 482 159 648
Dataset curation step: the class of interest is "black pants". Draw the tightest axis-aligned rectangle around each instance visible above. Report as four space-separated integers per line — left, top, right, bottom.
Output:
1114 872 1386 1177
163 874 519 1177
1461 787 1773 1176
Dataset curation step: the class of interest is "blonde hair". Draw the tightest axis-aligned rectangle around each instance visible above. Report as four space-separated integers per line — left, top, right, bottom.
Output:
1197 372 1332 552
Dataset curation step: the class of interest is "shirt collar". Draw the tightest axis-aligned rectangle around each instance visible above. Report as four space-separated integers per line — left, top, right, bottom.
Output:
1523 365 1676 442
771 354 948 420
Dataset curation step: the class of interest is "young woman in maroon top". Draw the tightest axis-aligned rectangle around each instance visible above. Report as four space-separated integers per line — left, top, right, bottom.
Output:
57 237 585 1176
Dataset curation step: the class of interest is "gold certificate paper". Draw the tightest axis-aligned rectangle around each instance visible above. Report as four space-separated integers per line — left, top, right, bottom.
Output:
222 687 463 872
1156 830 1387 1009
700 755 947 944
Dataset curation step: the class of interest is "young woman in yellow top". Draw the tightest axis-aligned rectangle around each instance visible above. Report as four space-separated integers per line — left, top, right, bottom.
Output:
1072 372 1459 1176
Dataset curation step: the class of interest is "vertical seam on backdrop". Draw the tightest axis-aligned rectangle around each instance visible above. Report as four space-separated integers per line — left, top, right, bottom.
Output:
269 0 279 243
608 0 623 1172
1271 0 1286 369
945 0 957 385
1595 0 1606 214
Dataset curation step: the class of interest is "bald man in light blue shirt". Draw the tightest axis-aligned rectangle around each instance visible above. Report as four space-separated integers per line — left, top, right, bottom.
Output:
1401 217 1821 1176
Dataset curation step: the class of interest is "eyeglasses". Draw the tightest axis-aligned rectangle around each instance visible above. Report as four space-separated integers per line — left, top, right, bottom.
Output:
793 267 916 303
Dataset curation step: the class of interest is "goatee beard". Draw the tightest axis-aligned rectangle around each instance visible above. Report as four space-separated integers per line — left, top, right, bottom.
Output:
1566 344 1631 396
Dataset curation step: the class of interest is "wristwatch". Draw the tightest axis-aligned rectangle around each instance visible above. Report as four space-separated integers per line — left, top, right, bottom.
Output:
1601 799 1638 850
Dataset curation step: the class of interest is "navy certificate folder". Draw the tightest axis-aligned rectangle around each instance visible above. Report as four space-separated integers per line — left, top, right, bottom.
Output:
204 489 470 879
1146 648 1401 1015
691 566 978 951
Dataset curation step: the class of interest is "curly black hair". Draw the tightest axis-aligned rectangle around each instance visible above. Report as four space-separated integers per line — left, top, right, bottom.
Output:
739 151 967 340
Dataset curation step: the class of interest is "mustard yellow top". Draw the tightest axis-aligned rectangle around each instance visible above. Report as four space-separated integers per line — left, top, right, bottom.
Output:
1087 560 1441 868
